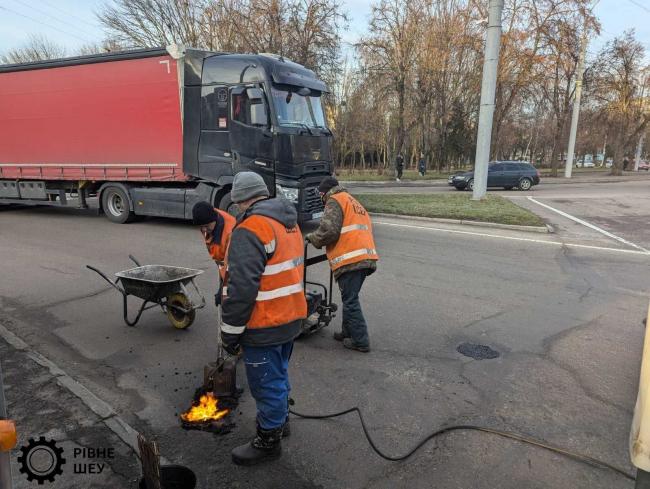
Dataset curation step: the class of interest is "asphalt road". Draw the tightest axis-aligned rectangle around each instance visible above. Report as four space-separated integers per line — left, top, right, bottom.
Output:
1 181 648 488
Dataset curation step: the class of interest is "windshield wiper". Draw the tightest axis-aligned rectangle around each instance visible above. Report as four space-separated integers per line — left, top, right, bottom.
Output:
296 123 314 135
314 125 332 136
281 121 315 135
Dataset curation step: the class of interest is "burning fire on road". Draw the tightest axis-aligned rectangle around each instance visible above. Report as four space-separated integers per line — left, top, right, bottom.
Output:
179 389 237 434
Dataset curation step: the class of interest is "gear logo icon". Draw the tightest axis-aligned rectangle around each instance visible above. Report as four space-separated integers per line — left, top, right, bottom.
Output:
17 437 66 485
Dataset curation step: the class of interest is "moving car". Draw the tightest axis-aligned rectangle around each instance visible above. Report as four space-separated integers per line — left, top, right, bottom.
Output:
448 161 540 191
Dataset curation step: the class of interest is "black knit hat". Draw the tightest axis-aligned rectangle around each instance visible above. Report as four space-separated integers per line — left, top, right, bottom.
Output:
192 201 219 225
318 176 339 194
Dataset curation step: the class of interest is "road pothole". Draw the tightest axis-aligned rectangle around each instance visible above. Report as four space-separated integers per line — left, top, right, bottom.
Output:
456 342 500 360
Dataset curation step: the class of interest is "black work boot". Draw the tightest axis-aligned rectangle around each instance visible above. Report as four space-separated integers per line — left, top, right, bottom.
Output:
231 425 282 466
342 338 370 353
333 331 349 342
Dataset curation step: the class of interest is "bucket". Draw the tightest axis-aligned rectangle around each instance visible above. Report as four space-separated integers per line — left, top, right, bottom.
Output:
139 465 197 489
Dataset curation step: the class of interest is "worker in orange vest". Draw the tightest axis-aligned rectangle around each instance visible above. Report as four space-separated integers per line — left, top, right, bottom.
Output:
192 201 236 304
220 172 307 466
305 176 378 353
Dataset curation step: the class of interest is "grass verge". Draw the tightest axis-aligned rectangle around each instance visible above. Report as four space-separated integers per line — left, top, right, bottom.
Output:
355 193 545 227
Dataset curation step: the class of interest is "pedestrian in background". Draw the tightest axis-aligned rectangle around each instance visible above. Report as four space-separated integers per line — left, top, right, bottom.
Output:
305 176 378 353
395 153 404 182
418 152 426 177
220 172 306 466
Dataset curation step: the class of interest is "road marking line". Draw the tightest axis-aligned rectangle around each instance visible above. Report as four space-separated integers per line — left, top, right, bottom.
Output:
527 196 650 253
374 221 650 256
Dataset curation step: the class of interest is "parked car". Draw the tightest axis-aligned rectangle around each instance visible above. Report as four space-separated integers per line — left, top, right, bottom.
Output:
638 160 650 171
448 161 541 191
576 154 595 168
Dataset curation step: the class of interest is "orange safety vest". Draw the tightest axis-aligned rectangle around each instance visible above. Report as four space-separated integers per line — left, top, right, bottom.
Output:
224 215 307 328
326 192 379 271
204 209 236 278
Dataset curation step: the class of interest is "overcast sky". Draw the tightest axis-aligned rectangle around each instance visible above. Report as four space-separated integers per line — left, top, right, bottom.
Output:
0 0 648 61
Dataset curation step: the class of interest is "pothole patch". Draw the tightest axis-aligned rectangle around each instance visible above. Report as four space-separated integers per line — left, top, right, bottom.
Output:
456 342 500 360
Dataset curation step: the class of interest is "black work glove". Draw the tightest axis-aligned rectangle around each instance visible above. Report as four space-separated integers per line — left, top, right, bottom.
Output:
222 341 241 356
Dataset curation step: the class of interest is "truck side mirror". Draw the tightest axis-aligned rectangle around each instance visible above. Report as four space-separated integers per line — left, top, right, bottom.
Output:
247 88 263 101
250 103 267 126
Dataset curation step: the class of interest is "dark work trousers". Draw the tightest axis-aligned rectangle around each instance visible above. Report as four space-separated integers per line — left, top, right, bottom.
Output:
338 269 370 347
396 166 404 179
242 341 293 430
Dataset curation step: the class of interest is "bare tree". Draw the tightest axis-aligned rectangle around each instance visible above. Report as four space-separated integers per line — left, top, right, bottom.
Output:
97 0 205 48
590 31 649 175
1 34 66 64
358 0 423 159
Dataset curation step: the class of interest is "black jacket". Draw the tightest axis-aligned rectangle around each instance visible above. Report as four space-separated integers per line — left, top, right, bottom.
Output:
221 198 302 348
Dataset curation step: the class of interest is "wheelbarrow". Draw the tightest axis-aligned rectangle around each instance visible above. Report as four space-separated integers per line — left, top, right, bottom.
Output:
87 255 205 329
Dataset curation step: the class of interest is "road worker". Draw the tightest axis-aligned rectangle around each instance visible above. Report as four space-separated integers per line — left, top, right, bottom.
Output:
305 176 378 353
220 172 306 465
192 201 236 304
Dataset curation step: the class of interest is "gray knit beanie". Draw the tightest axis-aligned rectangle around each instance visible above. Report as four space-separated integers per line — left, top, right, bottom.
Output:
231 172 270 203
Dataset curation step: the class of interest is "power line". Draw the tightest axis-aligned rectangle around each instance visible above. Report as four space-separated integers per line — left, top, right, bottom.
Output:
9 0 98 40
37 0 104 31
0 5 91 44
627 0 650 14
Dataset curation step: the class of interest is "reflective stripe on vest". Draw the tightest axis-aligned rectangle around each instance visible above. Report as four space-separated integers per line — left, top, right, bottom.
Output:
257 282 304 300
341 224 368 234
263 256 304 276
264 239 276 253
326 192 378 271
330 248 377 266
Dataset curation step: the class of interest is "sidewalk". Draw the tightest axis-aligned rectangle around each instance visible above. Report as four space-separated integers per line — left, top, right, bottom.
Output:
344 172 650 187
1 336 140 489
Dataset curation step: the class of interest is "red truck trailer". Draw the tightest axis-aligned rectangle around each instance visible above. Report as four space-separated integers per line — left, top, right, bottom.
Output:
0 46 332 222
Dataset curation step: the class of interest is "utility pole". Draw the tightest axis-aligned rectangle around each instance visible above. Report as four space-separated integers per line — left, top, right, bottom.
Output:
472 0 504 200
564 19 589 178
634 134 645 172
634 72 648 172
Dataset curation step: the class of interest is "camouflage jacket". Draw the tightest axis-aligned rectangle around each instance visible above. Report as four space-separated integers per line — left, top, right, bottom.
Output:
305 186 377 280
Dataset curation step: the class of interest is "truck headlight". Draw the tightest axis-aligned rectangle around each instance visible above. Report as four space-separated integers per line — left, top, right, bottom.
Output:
276 184 299 203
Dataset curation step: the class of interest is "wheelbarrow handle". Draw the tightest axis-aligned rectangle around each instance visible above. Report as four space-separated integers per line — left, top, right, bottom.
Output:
86 265 125 294
128 255 142 267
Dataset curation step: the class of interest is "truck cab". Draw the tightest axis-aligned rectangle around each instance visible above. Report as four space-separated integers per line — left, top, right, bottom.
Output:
184 50 332 222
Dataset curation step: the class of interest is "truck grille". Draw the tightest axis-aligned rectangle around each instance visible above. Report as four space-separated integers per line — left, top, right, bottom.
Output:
302 186 324 215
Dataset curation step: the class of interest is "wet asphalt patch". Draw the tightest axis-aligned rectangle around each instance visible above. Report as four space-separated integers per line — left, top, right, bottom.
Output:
456 342 500 360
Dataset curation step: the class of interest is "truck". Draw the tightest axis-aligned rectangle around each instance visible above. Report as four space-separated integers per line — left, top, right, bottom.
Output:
0 45 332 223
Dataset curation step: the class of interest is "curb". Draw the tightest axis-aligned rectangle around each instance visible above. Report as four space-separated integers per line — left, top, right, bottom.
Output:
0 322 169 464
370 212 552 234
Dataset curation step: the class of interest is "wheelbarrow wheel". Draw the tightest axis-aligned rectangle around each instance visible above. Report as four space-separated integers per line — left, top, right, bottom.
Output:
166 293 196 330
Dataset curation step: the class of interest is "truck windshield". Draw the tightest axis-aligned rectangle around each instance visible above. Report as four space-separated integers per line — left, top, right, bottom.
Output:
272 86 327 129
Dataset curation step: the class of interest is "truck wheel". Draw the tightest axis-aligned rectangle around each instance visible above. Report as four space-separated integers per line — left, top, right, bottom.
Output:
102 186 135 223
218 192 239 217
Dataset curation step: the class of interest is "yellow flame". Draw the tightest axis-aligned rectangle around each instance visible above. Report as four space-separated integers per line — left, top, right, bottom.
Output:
180 392 230 422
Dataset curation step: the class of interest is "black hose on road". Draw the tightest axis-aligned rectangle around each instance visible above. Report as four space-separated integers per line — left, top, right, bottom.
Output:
289 403 635 481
